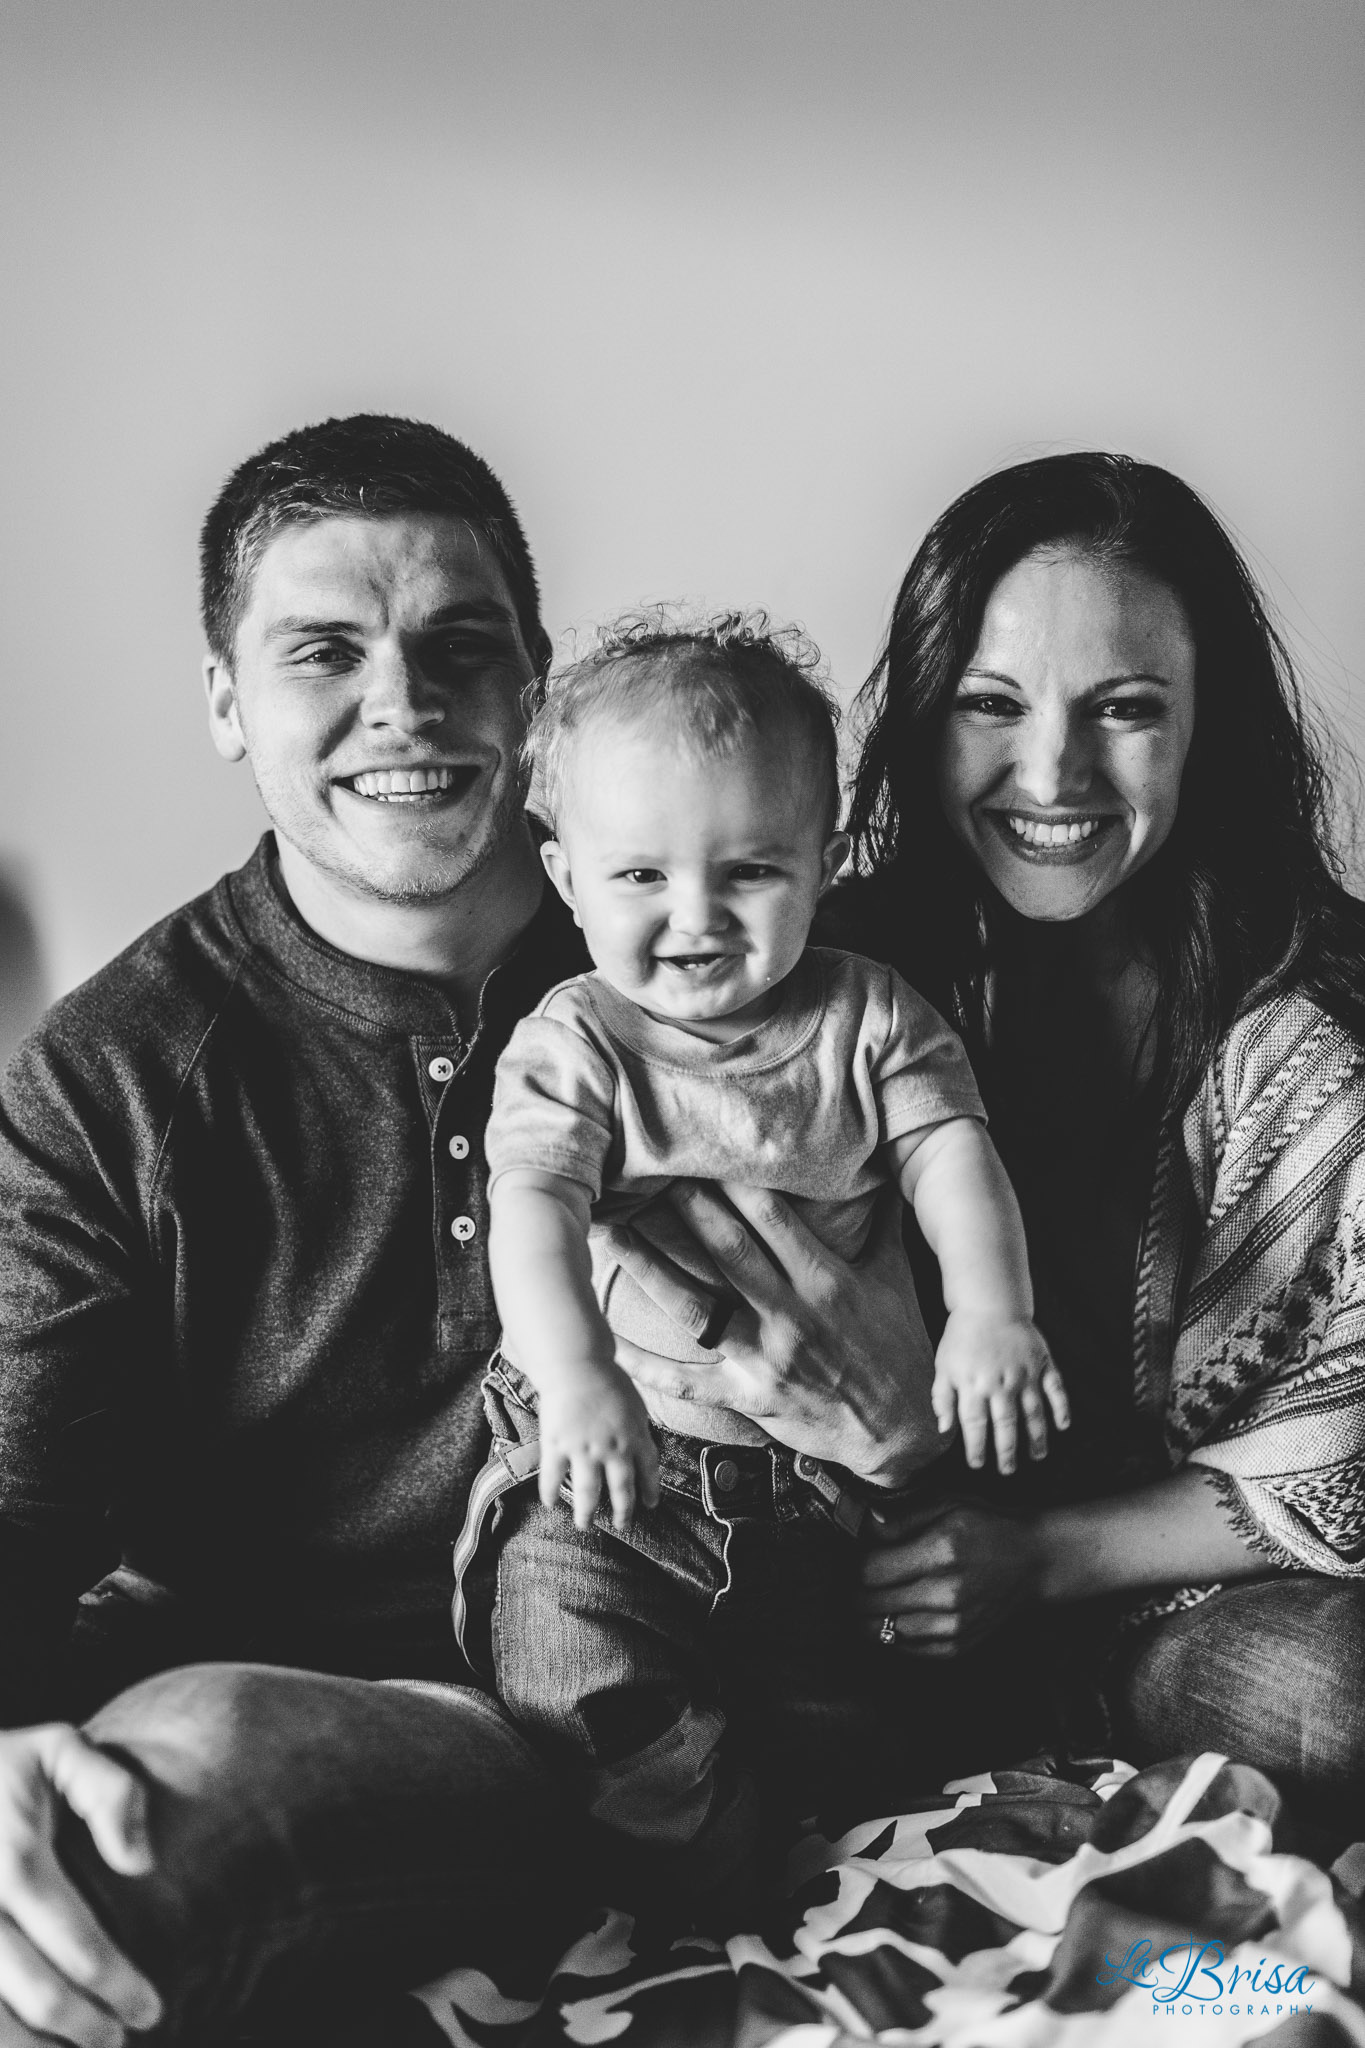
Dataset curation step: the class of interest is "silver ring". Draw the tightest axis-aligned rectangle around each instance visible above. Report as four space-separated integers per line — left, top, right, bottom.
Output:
878 1614 897 1647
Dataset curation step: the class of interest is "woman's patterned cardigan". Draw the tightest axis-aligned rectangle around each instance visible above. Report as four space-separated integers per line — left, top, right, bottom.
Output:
1136 990 1365 1575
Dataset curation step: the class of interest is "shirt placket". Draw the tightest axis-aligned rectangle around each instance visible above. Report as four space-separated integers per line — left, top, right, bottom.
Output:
415 1033 497 1350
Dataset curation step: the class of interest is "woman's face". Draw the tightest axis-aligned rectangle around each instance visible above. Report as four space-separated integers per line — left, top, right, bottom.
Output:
936 548 1198 924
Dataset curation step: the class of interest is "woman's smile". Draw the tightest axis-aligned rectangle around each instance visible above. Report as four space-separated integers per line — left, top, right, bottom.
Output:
984 809 1123 864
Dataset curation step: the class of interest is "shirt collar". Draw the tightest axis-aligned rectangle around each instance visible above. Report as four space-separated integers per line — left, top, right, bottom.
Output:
226 833 586 1038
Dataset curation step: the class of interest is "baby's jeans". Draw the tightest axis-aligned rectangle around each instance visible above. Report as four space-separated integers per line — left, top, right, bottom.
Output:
453 1360 902 1908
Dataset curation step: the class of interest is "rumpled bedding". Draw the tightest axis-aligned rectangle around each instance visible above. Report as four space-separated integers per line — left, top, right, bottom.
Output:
407 1753 1365 2046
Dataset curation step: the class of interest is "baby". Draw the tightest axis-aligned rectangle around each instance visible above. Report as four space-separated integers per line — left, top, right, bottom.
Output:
456 611 1066 1898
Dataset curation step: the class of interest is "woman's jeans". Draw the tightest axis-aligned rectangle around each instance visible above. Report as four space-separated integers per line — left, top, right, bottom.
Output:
1104 1575 1365 1847
62 1663 582 2045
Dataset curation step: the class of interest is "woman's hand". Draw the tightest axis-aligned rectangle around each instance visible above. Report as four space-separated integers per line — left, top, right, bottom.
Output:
605 1182 943 1488
0 1723 162 2045
859 1497 1042 1656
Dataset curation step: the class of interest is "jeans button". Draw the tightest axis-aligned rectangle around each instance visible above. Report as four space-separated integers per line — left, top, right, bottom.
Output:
795 1454 818 1478
713 1458 740 1492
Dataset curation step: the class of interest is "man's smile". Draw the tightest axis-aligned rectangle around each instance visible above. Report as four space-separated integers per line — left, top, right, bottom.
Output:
337 764 482 805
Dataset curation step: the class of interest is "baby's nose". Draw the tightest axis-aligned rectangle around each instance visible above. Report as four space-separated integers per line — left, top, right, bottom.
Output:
667 883 726 935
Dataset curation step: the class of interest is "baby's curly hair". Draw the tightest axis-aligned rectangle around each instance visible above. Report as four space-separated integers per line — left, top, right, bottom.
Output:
525 606 841 834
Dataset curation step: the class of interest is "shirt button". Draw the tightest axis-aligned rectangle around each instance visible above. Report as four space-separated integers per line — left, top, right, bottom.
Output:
450 1215 477 1244
713 1458 740 1492
448 1134 471 1160
428 1056 455 1083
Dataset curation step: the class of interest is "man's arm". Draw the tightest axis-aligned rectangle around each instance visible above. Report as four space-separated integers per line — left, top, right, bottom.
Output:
0 1029 170 2041
0 1032 147 1727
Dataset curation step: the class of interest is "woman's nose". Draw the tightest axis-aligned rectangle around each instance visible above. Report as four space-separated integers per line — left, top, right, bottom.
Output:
360 646 445 733
1012 710 1094 806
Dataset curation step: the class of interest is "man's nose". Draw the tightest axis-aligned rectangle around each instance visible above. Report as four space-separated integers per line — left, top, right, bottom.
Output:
1012 710 1094 807
359 646 445 733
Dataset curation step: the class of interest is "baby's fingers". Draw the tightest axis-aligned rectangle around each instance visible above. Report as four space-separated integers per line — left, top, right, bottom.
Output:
1042 1362 1071 1431
639 1435 662 1511
931 1374 959 1437
539 1444 571 1512
957 1392 990 1471
604 1455 638 1532
989 1392 1020 1476
1020 1382 1051 1463
569 1454 605 1531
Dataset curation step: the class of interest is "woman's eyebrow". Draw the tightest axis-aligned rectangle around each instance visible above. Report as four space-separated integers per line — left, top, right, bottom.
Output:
959 667 1173 689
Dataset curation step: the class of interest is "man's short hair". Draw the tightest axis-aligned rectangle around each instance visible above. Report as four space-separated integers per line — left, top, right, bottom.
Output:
527 606 841 836
199 413 548 669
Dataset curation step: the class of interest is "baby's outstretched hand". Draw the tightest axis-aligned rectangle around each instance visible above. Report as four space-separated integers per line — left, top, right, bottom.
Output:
538 1365 662 1532
932 1313 1070 1475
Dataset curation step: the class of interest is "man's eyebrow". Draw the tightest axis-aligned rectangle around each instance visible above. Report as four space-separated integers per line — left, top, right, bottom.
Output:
264 616 364 641
421 600 518 630
264 600 517 643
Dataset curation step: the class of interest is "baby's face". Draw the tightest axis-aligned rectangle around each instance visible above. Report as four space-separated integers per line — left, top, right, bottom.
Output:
543 719 846 1039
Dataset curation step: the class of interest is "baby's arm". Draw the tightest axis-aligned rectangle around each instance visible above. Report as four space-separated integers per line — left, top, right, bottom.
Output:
890 1120 1069 1474
488 1169 661 1530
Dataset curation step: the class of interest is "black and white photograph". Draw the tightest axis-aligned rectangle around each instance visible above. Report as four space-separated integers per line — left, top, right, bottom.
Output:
1 4 1362 2042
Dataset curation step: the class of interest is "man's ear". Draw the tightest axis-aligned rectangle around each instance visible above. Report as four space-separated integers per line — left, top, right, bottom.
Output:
204 655 248 763
539 840 581 926
819 831 851 894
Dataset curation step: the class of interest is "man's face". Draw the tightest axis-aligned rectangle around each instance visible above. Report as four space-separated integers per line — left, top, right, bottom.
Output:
206 513 539 905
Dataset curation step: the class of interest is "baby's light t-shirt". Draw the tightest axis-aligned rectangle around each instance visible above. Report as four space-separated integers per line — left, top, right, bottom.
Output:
485 947 985 1438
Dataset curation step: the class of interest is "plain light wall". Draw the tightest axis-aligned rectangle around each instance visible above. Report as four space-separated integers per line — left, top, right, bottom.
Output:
2 0 1362 1039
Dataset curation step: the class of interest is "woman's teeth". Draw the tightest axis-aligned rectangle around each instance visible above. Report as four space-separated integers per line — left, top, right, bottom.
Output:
1007 816 1100 846
350 767 458 802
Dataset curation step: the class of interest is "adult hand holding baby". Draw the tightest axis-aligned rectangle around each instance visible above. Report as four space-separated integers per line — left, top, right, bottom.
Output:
606 1181 944 1491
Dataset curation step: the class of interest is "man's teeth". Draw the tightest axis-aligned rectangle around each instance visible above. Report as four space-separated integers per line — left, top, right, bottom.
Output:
350 767 459 801
1007 817 1101 846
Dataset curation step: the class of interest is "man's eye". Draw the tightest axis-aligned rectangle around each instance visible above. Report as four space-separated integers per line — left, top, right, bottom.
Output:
290 642 356 671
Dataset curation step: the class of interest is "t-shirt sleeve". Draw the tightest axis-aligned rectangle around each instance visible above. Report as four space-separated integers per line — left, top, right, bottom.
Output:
871 965 987 1144
485 1010 619 1202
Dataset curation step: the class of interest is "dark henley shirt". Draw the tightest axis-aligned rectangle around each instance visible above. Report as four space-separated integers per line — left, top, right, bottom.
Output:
0 835 587 1724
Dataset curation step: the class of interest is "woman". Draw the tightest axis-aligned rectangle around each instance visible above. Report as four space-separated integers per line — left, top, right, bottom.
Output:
837 452 1365 1834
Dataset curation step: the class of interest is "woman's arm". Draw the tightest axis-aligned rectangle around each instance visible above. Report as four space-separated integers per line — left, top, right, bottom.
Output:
859 1467 1274 1655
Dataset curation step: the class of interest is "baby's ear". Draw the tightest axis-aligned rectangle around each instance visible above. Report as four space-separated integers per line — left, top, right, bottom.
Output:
540 841 582 925
819 831 851 894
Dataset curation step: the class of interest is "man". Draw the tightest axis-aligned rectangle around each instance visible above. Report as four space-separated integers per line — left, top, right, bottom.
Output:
0 416 935 2045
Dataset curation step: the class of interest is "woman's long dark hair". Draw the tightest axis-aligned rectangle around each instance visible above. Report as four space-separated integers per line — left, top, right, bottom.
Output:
845 452 1365 1114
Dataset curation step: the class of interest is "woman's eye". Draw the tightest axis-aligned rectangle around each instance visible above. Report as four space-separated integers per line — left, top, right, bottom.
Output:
1096 697 1164 725
955 692 1022 720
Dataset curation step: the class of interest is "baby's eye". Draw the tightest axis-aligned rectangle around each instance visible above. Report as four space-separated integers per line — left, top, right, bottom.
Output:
617 868 664 885
729 863 781 883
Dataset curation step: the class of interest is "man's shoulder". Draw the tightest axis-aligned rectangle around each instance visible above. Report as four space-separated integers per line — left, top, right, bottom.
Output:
6 855 256 1119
